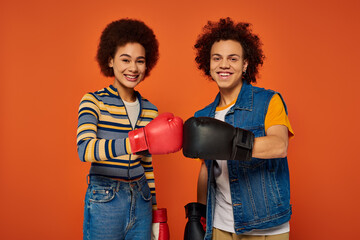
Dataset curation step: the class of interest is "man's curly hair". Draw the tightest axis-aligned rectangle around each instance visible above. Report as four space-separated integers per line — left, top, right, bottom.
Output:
194 18 264 83
96 18 159 78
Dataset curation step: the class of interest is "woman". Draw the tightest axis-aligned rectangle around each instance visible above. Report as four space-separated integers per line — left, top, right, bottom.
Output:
77 18 181 240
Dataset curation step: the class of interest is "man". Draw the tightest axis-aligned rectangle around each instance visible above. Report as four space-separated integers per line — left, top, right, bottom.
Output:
183 18 294 240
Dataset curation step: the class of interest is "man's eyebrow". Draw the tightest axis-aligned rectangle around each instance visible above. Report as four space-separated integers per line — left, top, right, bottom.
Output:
211 53 241 57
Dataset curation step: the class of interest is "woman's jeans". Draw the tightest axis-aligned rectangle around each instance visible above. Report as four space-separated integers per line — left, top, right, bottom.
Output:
83 175 152 240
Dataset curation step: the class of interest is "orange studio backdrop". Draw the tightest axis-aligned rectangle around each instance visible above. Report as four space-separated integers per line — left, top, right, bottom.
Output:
1 0 360 239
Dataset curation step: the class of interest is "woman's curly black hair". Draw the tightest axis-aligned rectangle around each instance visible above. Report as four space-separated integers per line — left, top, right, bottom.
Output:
96 18 159 78
194 17 265 83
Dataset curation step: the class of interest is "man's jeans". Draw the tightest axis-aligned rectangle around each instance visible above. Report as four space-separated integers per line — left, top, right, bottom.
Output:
83 175 152 240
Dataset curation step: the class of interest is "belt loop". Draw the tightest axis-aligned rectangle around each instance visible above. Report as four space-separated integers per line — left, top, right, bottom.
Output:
137 175 145 189
87 174 90 185
136 179 141 190
116 181 120 192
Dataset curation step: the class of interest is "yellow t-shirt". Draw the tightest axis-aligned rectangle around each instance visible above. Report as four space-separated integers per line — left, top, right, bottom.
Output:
215 94 293 137
264 94 294 138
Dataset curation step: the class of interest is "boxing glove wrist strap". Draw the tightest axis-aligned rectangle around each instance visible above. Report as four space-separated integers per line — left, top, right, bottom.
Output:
231 128 255 161
153 208 168 223
185 202 206 220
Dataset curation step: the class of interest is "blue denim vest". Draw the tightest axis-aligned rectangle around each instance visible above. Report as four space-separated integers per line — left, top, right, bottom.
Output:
194 82 292 238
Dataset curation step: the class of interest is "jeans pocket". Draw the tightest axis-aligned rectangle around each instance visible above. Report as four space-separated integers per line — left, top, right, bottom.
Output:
89 185 116 203
139 183 152 201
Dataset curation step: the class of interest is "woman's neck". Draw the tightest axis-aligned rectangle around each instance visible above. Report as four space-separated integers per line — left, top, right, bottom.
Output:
113 81 136 102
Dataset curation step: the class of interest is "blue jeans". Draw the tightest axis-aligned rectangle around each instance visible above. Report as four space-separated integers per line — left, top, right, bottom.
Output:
83 175 152 240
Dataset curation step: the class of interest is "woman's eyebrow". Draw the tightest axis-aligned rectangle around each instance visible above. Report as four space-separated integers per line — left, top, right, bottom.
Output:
119 54 145 59
119 54 131 57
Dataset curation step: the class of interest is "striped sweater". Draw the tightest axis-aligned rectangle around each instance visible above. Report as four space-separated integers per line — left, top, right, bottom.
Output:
77 85 158 206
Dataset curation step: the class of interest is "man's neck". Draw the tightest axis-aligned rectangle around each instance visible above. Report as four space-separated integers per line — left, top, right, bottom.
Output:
218 83 242 107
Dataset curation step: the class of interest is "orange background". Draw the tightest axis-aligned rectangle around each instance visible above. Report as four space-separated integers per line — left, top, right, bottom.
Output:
1 0 360 239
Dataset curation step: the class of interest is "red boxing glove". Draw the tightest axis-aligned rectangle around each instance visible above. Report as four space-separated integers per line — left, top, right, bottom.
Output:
152 208 170 240
129 113 183 155
200 216 206 232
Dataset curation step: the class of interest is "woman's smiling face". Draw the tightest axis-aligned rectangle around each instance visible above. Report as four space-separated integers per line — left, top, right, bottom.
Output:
109 42 146 91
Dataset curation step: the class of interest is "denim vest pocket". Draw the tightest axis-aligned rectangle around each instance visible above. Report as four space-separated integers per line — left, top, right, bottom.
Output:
236 159 286 217
267 167 283 207
89 185 116 203
238 158 266 168
139 182 152 201
266 158 288 208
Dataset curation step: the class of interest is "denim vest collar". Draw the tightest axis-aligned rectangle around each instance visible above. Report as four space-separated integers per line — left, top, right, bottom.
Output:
234 81 253 111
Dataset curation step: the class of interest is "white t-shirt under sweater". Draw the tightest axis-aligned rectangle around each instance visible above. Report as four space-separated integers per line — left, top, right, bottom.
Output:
123 98 140 129
213 103 289 235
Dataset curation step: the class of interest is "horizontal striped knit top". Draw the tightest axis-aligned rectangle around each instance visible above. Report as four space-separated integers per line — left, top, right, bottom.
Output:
77 85 158 205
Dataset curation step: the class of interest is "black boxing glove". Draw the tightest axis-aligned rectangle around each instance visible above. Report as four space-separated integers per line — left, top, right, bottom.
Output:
183 117 254 161
184 202 206 240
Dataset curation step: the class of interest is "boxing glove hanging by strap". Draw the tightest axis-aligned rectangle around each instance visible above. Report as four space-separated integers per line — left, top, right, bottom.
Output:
182 117 254 161
152 208 170 240
184 202 206 240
